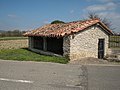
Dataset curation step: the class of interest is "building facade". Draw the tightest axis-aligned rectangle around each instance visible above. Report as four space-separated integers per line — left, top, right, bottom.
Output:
63 25 109 61
24 18 113 61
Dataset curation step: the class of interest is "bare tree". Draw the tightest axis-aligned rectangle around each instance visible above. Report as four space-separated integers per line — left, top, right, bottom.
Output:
87 11 114 30
88 12 99 19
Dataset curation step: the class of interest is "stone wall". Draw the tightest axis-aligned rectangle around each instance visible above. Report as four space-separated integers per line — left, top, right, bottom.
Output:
63 36 70 58
63 25 109 61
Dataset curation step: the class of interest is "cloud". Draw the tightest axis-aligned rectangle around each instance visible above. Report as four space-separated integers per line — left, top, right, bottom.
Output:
43 20 50 24
99 0 112 2
86 5 107 11
86 0 113 3
85 2 117 12
8 14 17 18
98 12 120 32
99 12 120 19
70 10 74 14
99 12 120 22
83 2 120 33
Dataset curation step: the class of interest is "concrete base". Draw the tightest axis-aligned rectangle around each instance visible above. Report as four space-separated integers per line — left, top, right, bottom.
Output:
29 48 63 57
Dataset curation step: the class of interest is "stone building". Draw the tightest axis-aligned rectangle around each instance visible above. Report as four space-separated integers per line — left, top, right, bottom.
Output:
24 18 113 61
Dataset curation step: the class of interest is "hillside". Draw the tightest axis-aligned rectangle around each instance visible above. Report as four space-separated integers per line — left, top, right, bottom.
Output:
0 30 6 33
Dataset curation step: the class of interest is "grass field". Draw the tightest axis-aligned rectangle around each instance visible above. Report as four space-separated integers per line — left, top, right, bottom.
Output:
0 39 28 49
0 37 28 41
0 37 68 64
0 48 68 64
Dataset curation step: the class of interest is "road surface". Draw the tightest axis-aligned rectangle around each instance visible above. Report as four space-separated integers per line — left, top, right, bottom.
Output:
1 60 120 90
0 60 86 90
86 64 120 90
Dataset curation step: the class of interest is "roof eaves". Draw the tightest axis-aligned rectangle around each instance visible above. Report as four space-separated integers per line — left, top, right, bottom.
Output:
98 22 114 35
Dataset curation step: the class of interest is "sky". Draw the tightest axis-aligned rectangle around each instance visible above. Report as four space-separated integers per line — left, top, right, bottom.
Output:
0 0 120 32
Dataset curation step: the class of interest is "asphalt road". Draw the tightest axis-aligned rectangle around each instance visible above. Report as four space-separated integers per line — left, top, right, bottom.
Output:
86 64 120 90
1 60 120 90
0 60 86 90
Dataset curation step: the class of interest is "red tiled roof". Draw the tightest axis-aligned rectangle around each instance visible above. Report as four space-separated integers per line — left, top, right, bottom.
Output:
23 18 113 37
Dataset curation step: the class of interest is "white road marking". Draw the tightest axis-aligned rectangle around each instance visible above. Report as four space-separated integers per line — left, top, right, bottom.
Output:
0 78 34 83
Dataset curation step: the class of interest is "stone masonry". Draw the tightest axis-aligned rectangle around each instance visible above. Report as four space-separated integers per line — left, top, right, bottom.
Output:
63 25 109 61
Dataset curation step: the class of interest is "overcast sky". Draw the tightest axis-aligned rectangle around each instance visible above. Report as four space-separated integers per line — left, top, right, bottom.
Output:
0 0 120 32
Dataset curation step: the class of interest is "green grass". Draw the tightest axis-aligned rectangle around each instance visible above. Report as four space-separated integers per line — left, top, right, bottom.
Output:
0 37 28 41
0 48 68 64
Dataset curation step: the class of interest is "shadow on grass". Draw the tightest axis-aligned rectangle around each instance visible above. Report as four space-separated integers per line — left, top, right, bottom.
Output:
19 48 69 64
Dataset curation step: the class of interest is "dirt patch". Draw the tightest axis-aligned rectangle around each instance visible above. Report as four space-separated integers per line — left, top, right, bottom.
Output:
0 39 28 49
69 57 109 65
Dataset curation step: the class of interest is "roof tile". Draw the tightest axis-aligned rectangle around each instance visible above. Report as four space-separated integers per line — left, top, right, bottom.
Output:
23 18 113 37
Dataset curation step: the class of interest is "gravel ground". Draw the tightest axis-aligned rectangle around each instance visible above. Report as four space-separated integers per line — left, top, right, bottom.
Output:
0 39 28 49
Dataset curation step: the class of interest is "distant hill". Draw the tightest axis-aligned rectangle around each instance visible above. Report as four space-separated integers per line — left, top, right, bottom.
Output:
0 30 6 33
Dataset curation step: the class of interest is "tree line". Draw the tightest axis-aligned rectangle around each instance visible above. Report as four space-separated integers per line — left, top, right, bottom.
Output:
0 30 27 37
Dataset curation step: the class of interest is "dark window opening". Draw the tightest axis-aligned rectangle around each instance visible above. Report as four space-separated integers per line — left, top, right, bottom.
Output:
33 36 43 50
47 37 63 55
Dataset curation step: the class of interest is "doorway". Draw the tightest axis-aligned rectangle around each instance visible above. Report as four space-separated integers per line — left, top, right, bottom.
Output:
98 39 105 59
